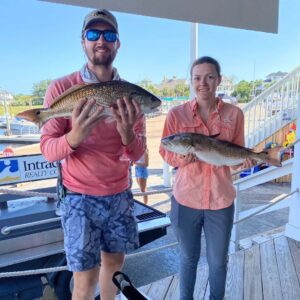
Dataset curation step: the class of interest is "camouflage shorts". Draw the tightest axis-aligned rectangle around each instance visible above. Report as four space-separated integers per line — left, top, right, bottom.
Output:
60 189 139 272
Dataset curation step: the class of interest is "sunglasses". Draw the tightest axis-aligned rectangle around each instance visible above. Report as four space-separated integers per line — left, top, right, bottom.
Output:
85 29 118 43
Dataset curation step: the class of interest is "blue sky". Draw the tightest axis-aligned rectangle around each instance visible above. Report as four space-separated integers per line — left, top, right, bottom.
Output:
0 0 299 95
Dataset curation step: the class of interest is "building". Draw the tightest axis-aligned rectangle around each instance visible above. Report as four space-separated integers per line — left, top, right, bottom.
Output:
265 71 288 82
156 76 188 90
217 75 235 96
0 89 13 106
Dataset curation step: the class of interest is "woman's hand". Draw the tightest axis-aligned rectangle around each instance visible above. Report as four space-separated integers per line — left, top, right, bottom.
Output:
242 158 257 169
179 153 198 164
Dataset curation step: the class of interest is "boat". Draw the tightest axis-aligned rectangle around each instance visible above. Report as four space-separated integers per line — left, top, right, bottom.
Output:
9 117 40 135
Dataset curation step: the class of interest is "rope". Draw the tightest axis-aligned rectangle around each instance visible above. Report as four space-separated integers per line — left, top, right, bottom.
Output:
0 266 68 278
233 188 298 224
0 187 57 199
0 188 297 277
0 242 179 278
1 217 61 235
0 187 173 200
126 241 178 259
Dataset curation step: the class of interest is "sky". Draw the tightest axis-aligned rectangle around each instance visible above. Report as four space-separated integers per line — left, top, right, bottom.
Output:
0 0 300 95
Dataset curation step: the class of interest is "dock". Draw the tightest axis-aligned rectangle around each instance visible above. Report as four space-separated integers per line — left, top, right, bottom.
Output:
0 134 40 144
136 235 300 299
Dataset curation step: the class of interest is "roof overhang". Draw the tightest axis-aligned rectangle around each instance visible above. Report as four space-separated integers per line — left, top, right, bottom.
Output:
40 0 279 33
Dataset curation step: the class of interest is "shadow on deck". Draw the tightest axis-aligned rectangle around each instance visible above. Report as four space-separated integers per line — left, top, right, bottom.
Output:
134 235 300 299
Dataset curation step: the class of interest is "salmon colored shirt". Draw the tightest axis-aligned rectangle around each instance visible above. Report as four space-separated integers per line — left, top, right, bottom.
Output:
159 98 245 210
40 71 146 196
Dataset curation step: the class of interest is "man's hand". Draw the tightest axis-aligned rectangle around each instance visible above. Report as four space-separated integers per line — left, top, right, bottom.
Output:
66 98 104 149
111 97 142 145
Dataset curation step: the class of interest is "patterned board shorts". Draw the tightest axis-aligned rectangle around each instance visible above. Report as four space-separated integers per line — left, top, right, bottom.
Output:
135 165 149 179
60 189 139 272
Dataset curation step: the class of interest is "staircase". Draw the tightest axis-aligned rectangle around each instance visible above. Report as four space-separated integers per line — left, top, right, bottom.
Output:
243 65 300 148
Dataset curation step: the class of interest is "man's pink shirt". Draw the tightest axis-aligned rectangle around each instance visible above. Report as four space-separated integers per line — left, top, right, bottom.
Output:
40 71 146 196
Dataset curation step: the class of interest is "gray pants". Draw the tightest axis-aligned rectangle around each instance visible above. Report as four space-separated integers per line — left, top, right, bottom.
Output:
171 196 234 300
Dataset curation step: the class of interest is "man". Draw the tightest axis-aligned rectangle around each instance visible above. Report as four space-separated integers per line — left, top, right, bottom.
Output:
40 9 146 300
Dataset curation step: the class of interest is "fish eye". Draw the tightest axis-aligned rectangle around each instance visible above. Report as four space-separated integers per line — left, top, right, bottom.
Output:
36 111 40 115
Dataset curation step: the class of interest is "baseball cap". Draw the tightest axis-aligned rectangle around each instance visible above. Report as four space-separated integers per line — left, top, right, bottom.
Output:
82 9 118 34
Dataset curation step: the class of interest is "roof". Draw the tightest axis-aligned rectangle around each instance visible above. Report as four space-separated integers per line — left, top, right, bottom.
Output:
40 0 279 33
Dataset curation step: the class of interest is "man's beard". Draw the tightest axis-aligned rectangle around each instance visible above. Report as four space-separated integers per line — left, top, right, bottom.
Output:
91 50 117 68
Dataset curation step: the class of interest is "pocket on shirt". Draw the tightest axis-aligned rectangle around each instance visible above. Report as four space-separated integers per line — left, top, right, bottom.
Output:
212 122 235 142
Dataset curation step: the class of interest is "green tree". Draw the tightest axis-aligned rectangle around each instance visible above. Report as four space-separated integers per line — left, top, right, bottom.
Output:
32 79 51 104
145 84 160 96
232 80 252 102
174 83 189 97
13 94 34 106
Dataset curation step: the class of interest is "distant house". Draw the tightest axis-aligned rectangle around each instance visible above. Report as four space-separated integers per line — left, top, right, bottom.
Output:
217 75 235 96
156 76 188 90
0 89 13 106
265 71 288 82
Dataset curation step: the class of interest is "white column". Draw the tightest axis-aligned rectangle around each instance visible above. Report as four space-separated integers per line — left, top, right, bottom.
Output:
162 23 198 186
285 96 300 241
189 23 198 99
163 161 172 187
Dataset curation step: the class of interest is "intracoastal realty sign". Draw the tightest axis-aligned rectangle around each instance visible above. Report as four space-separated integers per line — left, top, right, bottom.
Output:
0 154 58 185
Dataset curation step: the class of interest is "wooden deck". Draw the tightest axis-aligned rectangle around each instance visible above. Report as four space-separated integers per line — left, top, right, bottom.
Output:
136 235 300 300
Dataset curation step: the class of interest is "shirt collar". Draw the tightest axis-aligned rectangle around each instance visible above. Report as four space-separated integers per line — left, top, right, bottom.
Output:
191 97 223 115
79 63 121 83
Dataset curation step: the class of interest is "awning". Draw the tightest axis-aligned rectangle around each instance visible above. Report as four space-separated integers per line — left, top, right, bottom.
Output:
40 0 279 33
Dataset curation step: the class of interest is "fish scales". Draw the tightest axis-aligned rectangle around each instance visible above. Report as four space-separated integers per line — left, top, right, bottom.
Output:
16 81 161 128
161 132 282 167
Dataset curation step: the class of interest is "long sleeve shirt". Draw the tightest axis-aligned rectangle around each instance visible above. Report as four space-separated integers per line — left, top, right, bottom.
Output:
159 98 245 210
40 70 146 196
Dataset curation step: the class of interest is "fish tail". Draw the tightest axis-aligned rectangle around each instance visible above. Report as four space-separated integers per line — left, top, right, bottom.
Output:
16 108 48 129
265 147 283 167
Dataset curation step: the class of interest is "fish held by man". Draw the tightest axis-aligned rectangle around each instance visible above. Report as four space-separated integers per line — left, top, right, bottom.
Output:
16 81 162 128
161 132 282 167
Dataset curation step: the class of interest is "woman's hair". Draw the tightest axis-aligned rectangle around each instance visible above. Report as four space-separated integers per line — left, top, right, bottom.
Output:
190 56 221 78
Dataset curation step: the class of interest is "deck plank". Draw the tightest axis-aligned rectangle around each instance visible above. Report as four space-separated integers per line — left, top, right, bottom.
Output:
225 249 245 300
274 236 300 299
137 236 300 300
146 275 173 299
138 283 152 295
287 237 300 283
164 274 179 300
260 239 283 300
193 262 209 299
244 244 263 300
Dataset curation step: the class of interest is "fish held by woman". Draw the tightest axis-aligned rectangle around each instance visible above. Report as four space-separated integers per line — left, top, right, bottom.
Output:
161 132 282 167
16 81 162 128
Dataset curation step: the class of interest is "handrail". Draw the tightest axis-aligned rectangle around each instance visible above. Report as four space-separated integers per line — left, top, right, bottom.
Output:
243 65 300 148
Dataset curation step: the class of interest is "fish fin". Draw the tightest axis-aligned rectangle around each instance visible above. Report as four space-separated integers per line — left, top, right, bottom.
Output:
265 147 283 167
16 108 47 129
49 83 92 108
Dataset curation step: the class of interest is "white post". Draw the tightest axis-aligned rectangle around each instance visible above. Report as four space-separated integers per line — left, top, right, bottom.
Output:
190 23 198 99
163 161 172 187
285 96 300 241
162 23 198 188
230 184 240 253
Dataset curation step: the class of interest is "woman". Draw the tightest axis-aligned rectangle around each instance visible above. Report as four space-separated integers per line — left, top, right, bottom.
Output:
159 56 252 300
